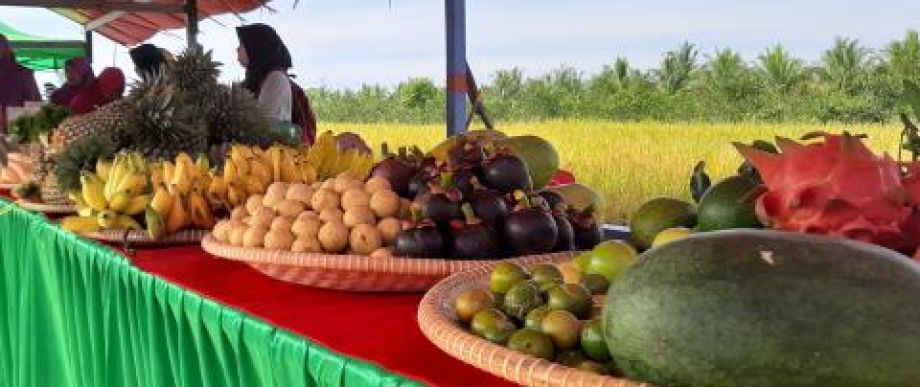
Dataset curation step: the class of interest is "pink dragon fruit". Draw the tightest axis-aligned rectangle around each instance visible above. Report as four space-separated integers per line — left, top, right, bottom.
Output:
735 133 911 249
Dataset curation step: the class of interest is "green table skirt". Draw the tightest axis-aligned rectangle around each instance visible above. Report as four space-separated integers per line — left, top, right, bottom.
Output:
0 201 419 387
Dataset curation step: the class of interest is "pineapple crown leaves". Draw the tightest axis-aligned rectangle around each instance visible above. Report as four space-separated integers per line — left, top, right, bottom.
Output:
123 72 208 157
53 135 117 192
169 46 221 94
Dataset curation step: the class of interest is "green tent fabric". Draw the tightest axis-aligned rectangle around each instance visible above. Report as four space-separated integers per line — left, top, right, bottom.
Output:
1 21 86 71
0 200 420 387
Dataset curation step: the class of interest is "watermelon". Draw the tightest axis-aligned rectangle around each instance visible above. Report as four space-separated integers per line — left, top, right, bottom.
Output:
603 229 920 386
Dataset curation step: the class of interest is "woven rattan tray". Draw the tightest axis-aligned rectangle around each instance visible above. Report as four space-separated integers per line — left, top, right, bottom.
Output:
201 233 577 292
17 200 76 214
418 264 649 387
82 228 207 246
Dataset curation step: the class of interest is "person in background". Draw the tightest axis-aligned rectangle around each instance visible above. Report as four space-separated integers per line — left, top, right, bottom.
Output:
129 43 168 81
51 57 95 107
236 23 316 144
0 33 42 133
70 68 125 115
43 83 56 100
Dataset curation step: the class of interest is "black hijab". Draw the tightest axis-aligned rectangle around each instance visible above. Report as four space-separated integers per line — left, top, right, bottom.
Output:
236 24 292 96
130 44 166 80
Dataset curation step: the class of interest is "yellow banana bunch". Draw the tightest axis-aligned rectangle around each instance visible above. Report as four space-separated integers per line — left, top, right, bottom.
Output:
170 158 193 195
304 132 373 181
96 160 112 183
280 148 299 182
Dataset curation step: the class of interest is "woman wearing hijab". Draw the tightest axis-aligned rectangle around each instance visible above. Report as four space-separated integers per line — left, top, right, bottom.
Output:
0 33 42 132
236 23 316 144
51 57 95 107
70 68 126 115
130 43 168 81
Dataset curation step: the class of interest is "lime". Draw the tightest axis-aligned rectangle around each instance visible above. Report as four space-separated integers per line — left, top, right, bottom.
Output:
507 328 555 360
580 319 611 362
629 197 697 249
490 262 529 294
470 308 516 345
586 240 637 281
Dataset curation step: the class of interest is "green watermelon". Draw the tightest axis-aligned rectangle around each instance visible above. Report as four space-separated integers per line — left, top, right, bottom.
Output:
603 230 920 386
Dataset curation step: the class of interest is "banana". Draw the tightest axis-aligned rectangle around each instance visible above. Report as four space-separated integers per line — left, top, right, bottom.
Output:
170 160 192 195
77 206 96 217
150 185 174 216
206 175 227 205
145 206 167 240
280 149 299 182
96 210 140 230
162 160 176 188
150 162 165 188
243 175 265 196
108 191 132 212
123 194 152 216
166 193 191 234
104 156 125 200
61 216 101 233
188 190 216 229
68 190 88 208
175 152 194 174
96 160 113 183
235 155 251 177
249 159 272 187
230 144 253 163
115 173 148 197
81 172 108 211
299 162 317 184
222 158 238 183
268 146 283 181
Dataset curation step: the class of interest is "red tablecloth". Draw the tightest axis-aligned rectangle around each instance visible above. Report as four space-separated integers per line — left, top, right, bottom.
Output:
128 247 510 386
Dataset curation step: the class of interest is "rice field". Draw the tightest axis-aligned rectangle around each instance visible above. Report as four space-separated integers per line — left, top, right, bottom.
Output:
324 120 903 223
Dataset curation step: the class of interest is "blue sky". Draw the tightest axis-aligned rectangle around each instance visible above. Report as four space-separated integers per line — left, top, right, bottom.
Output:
3 0 919 88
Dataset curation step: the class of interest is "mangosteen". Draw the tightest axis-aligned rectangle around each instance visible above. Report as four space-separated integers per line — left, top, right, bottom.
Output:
553 211 575 251
504 191 558 255
449 205 503 260
481 152 532 193
469 189 509 226
371 144 418 197
538 190 566 210
568 208 602 250
416 177 463 228
408 172 433 198
394 219 445 258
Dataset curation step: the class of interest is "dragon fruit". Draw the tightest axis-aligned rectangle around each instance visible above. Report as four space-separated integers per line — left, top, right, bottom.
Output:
735 133 911 250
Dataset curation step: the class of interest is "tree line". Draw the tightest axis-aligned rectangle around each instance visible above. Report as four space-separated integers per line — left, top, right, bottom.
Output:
309 30 920 124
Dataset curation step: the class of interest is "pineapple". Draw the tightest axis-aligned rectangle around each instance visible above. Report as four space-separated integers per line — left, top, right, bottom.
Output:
53 99 131 154
122 72 207 160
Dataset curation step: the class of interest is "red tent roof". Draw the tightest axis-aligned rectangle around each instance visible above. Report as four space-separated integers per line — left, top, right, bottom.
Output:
51 0 269 46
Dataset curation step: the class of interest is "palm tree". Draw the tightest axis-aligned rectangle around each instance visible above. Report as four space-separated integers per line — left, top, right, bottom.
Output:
820 37 870 92
704 49 758 100
885 30 920 85
758 44 803 91
657 42 699 93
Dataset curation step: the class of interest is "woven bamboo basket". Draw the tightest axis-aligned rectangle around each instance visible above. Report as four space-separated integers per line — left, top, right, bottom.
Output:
17 200 76 214
201 233 577 292
82 229 207 246
418 265 650 387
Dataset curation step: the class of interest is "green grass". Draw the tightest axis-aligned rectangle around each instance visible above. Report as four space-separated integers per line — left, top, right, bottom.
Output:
324 120 903 223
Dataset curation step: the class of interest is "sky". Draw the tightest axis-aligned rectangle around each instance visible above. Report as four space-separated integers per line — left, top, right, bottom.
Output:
3 0 920 88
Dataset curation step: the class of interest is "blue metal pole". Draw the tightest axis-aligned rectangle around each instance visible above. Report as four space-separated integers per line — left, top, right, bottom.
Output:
445 0 467 137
